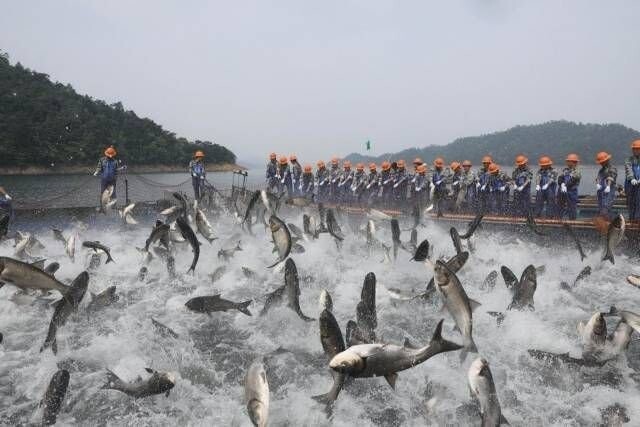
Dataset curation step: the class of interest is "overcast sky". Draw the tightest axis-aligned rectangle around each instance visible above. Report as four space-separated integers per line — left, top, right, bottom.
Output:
2 1 639 164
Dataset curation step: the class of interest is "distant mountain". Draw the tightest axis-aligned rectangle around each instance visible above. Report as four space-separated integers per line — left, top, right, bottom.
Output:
345 121 640 166
0 51 236 168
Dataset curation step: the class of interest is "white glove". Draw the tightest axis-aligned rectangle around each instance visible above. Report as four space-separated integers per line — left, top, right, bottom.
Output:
93 171 98 176
561 183 567 193
476 182 481 189
632 179 638 186
604 185 611 194
542 183 549 190
4 194 11 201
517 185 524 192
481 185 486 191
499 186 506 192
453 181 459 187
393 183 399 188
201 176 205 180
435 180 442 185
535 185 541 192
596 183 603 191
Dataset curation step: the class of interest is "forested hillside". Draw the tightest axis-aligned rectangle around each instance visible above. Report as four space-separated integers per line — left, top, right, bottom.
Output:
0 51 235 168
346 121 640 165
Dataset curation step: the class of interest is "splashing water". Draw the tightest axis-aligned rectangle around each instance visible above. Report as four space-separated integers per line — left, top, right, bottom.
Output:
1 208 639 426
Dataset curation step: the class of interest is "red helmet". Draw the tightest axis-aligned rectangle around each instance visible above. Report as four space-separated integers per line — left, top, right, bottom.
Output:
565 153 579 163
317 160 325 168
413 157 423 166
632 140 640 150
356 163 364 171
397 159 406 168
417 164 427 174
194 150 205 158
538 156 553 167
331 157 339 165
105 146 117 157
450 161 461 171
289 154 297 161
596 151 611 165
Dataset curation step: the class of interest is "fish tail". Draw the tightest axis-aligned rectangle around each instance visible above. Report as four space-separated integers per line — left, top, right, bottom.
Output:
106 254 115 264
102 369 124 391
430 319 463 353
602 249 615 264
236 300 252 316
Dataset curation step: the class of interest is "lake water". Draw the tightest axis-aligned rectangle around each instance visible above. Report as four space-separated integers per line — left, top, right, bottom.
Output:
0 165 615 210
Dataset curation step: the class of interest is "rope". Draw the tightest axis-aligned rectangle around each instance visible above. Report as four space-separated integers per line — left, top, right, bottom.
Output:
15 175 95 209
129 173 192 188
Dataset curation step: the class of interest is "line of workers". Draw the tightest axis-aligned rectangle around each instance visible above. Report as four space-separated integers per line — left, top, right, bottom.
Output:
264 139 640 221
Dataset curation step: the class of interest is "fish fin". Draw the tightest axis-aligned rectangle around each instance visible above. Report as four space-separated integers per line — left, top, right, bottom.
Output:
266 259 281 269
103 369 122 390
384 373 398 390
500 414 510 425
145 367 154 374
430 319 464 353
602 250 615 264
468 298 482 312
236 300 252 316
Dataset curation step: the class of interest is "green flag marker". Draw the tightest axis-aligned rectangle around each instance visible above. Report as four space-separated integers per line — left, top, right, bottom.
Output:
366 140 371 151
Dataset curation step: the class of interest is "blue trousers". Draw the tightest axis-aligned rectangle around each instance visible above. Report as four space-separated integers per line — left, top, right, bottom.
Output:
192 177 204 200
535 188 557 218
597 188 616 218
512 189 530 217
557 191 578 220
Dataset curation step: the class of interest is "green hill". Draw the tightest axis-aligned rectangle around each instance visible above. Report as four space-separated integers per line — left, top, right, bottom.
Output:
0 51 235 169
346 121 640 166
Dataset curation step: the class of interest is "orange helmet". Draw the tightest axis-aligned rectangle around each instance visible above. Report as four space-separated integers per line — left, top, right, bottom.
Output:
303 164 312 173
413 157 423 166
488 163 500 174
269 152 277 160
596 151 611 165
356 163 364 171
290 154 297 161
397 159 406 168
538 156 552 167
565 153 580 163
381 161 391 171
317 160 325 168
462 160 472 167
482 155 492 165
105 146 117 157
632 140 640 150
515 155 528 166
369 163 377 171
417 164 427 174
331 157 339 165
450 161 461 171
279 156 288 165
343 161 351 169
434 157 444 168
194 150 205 158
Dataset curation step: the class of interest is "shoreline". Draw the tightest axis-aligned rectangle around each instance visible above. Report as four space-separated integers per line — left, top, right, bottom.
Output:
0 163 246 176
